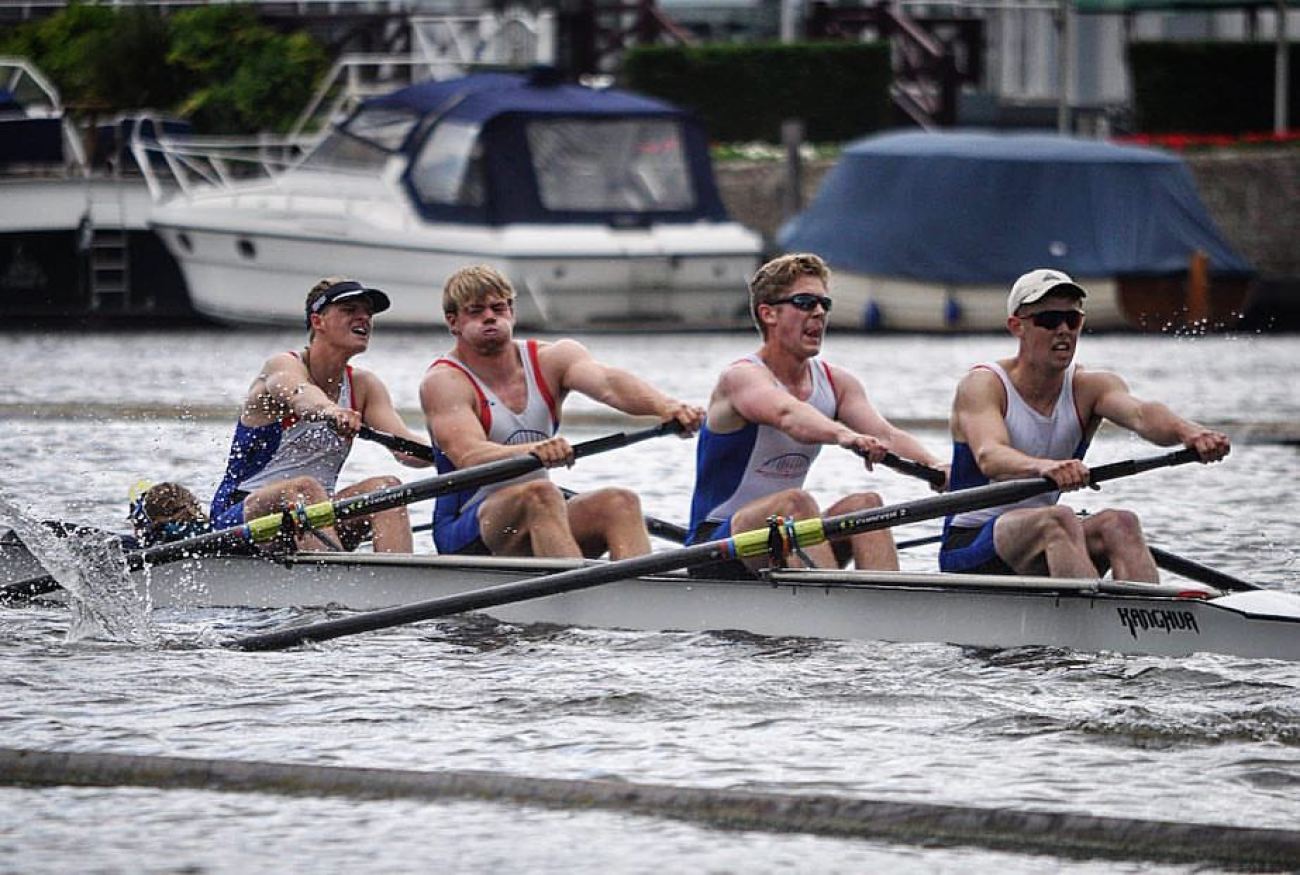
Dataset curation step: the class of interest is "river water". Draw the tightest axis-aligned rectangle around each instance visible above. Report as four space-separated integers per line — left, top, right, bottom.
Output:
1 327 1298 873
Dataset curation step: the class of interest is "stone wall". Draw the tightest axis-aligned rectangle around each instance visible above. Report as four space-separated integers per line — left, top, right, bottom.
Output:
715 148 1300 279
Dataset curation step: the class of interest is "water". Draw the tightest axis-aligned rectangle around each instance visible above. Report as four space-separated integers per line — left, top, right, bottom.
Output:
1 327 1298 872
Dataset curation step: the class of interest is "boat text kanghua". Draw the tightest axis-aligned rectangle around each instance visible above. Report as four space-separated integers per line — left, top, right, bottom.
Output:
4 532 1298 662
778 131 1254 332
137 69 762 329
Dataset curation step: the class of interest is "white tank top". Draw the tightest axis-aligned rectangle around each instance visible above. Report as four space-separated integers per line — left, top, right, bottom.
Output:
237 355 356 496
696 354 838 526
949 361 1085 527
431 339 560 510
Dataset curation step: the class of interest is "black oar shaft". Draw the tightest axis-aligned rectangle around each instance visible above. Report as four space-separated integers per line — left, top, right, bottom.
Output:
880 452 947 489
230 541 725 651
1149 546 1260 592
358 425 434 462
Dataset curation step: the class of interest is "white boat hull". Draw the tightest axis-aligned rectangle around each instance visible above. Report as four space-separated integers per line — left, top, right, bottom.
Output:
23 550 1297 661
828 272 1129 332
148 181 761 331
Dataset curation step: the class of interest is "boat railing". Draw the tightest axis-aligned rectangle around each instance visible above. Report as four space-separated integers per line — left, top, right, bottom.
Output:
129 130 316 202
1 56 91 175
289 10 557 140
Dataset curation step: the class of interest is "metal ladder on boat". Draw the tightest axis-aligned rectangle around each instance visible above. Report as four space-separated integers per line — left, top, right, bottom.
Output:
85 185 131 313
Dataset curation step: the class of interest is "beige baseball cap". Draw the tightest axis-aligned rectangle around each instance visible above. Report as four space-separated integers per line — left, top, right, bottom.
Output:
1007 269 1087 317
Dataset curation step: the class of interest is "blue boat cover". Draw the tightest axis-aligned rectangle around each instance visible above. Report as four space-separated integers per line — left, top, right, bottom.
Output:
777 131 1252 283
365 70 680 121
357 70 728 226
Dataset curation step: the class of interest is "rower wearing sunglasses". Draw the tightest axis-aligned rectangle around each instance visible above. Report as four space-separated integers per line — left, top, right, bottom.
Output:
941 268 1231 581
685 252 947 578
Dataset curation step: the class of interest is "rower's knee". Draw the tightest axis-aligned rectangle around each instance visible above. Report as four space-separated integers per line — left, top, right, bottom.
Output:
1092 508 1144 545
1037 505 1086 544
590 486 643 521
514 479 567 519
844 491 884 511
278 476 329 504
771 489 821 519
354 475 402 492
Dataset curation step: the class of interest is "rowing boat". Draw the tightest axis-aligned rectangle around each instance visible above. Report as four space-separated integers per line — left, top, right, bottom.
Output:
6 530 1298 661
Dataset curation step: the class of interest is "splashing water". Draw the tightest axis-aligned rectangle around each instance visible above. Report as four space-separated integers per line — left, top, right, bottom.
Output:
0 493 156 646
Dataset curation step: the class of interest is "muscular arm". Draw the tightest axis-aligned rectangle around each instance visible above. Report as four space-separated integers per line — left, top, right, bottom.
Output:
353 368 432 468
1085 370 1230 462
951 368 1089 489
246 353 360 437
724 361 846 442
419 366 572 470
547 339 704 433
832 365 945 470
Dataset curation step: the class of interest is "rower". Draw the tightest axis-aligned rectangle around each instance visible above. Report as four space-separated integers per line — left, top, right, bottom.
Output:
684 252 947 578
128 481 211 547
210 277 432 553
420 264 704 559
941 268 1231 581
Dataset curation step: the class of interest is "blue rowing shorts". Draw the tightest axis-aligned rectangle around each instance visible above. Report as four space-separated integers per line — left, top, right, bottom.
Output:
939 518 1012 575
433 504 490 555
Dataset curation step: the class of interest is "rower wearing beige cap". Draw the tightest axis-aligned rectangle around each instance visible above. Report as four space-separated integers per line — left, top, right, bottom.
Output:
938 268 1230 581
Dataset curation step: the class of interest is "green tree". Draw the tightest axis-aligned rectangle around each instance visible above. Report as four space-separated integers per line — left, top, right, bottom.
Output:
168 5 327 133
1 3 326 133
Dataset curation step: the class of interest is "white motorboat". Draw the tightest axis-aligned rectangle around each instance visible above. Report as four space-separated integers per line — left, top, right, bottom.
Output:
5 531 1298 661
0 58 193 322
136 68 762 330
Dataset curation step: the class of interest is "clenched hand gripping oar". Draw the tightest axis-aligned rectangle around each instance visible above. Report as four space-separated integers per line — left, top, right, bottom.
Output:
228 448 1201 652
0 421 685 601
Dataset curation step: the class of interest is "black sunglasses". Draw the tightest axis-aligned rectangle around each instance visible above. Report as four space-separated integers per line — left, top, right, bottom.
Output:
768 293 833 313
1025 310 1084 330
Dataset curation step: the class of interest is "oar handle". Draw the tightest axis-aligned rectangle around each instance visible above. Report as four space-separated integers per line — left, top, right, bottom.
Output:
850 447 947 489
358 425 435 463
572 418 687 458
881 453 947 489
1087 448 1199 485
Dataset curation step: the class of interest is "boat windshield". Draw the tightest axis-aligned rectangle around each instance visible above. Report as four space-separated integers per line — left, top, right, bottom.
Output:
302 108 419 172
527 119 694 212
409 121 484 206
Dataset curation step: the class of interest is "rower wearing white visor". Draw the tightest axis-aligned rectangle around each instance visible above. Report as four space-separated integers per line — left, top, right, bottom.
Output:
941 268 1231 580
210 276 432 552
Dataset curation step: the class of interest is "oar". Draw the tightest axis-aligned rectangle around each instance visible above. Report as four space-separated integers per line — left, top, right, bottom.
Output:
357 426 692 544
877 452 947 489
1147 546 1260 592
227 448 1200 652
0 421 685 601
357 425 435 462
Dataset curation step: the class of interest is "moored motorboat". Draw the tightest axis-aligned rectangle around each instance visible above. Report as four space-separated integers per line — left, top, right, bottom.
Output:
135 68 762 330
0 58 193 322
8 540 1300 662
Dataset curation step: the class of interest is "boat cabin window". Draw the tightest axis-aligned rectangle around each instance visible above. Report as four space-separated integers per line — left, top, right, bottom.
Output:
302 108 418 172
410 121 485 206
527 119 694 212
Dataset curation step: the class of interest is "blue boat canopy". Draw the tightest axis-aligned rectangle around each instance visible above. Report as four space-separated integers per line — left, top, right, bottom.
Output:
308 69 729 227
777 131 1252 284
